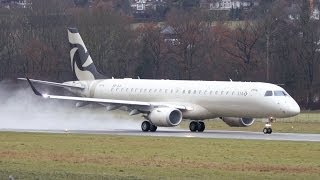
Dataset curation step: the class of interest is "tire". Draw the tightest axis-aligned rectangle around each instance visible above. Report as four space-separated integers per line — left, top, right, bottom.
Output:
263 128 268 134
189 121 198 132
150 124 157 132
198 122 205 132
141 121 151 132
268 128 272 134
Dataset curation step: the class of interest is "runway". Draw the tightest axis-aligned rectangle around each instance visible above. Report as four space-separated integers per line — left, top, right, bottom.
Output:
1 129 319 142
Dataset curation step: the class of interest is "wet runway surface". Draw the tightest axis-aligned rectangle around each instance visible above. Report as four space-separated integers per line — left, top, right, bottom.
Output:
1 129 319 142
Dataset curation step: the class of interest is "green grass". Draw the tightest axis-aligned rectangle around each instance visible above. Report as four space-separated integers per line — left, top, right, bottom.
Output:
179 112 320 134
0 132 319 179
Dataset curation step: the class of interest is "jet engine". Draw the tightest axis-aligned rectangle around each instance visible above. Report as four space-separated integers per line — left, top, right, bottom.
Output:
148 107 183 127
220 117 255 127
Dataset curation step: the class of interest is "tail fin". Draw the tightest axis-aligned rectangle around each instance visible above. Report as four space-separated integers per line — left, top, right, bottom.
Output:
67 28 105 81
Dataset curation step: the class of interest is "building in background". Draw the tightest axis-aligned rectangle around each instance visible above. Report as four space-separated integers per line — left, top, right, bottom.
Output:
130 0 167 19
200 0 259 11
0 0 31 9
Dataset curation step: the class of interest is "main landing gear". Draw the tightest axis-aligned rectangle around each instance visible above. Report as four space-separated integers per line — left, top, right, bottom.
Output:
263 117 275 134
189 121 205 132
141 121 157 132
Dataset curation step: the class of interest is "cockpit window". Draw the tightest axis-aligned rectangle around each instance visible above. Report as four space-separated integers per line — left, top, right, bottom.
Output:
264 91 273 96
274 91 287 96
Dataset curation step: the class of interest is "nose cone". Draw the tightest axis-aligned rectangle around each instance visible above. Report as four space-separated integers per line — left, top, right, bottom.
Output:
288 101 300 116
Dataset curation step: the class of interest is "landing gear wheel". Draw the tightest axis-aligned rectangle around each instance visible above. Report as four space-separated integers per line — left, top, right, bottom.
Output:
189 121 205 132
263 128 268 134
141 121 151 132
198 122 205 132
263 127 272 134
150 124 157 132
189 121 198 132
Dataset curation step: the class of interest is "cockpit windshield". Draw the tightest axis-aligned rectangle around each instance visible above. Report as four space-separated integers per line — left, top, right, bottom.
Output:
265 90 287 96
274 90 287 96
264 91 273 96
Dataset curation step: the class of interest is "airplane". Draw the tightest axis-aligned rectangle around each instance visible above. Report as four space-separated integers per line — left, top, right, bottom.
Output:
20 28 301 134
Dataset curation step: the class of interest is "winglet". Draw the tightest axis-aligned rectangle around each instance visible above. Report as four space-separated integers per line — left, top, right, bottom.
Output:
26 76 43 96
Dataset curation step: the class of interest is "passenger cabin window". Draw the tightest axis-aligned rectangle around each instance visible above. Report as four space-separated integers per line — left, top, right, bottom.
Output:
274 91 287 96
265 91 273 96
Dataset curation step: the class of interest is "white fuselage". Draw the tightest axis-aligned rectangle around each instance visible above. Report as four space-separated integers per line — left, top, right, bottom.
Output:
65 79 300 120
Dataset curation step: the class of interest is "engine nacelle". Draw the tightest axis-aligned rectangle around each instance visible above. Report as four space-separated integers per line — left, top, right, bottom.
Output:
148 107 183 127
221 117 255 127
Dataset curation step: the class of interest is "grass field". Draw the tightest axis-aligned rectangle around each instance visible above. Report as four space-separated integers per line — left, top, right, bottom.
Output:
0 132 319 179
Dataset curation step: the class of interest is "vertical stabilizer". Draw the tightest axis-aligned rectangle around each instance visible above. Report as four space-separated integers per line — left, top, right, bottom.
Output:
68 28 105 81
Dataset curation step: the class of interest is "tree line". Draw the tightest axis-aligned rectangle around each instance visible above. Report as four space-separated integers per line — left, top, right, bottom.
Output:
1 0 320 109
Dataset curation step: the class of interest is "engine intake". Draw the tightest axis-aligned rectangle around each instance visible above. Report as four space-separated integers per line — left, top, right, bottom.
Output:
148 107 182 127
221 117 255 127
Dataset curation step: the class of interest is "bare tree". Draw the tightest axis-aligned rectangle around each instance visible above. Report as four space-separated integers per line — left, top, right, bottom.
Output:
166 9 206 80
221 21 261 80
293 0 320 108
136 24 167 78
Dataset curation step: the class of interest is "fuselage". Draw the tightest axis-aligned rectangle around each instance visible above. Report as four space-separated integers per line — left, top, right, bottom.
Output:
65 79 300 120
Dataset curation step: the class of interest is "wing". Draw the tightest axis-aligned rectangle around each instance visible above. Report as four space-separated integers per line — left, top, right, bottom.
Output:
18 78 85 90
25 77 189 111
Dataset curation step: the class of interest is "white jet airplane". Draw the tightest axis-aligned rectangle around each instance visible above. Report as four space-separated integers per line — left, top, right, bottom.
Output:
21 28 300 134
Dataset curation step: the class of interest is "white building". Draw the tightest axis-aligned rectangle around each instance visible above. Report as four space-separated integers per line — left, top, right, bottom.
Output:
0 0 31 9
311 7 320 20
287 4 319 21
205 0 254 10
130 0 164 11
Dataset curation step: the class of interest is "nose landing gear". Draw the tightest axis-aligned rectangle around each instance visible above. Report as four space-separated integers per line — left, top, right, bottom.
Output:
263 117 275 134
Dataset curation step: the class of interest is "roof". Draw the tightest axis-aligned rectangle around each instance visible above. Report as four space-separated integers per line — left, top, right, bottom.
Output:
160 26 176 34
